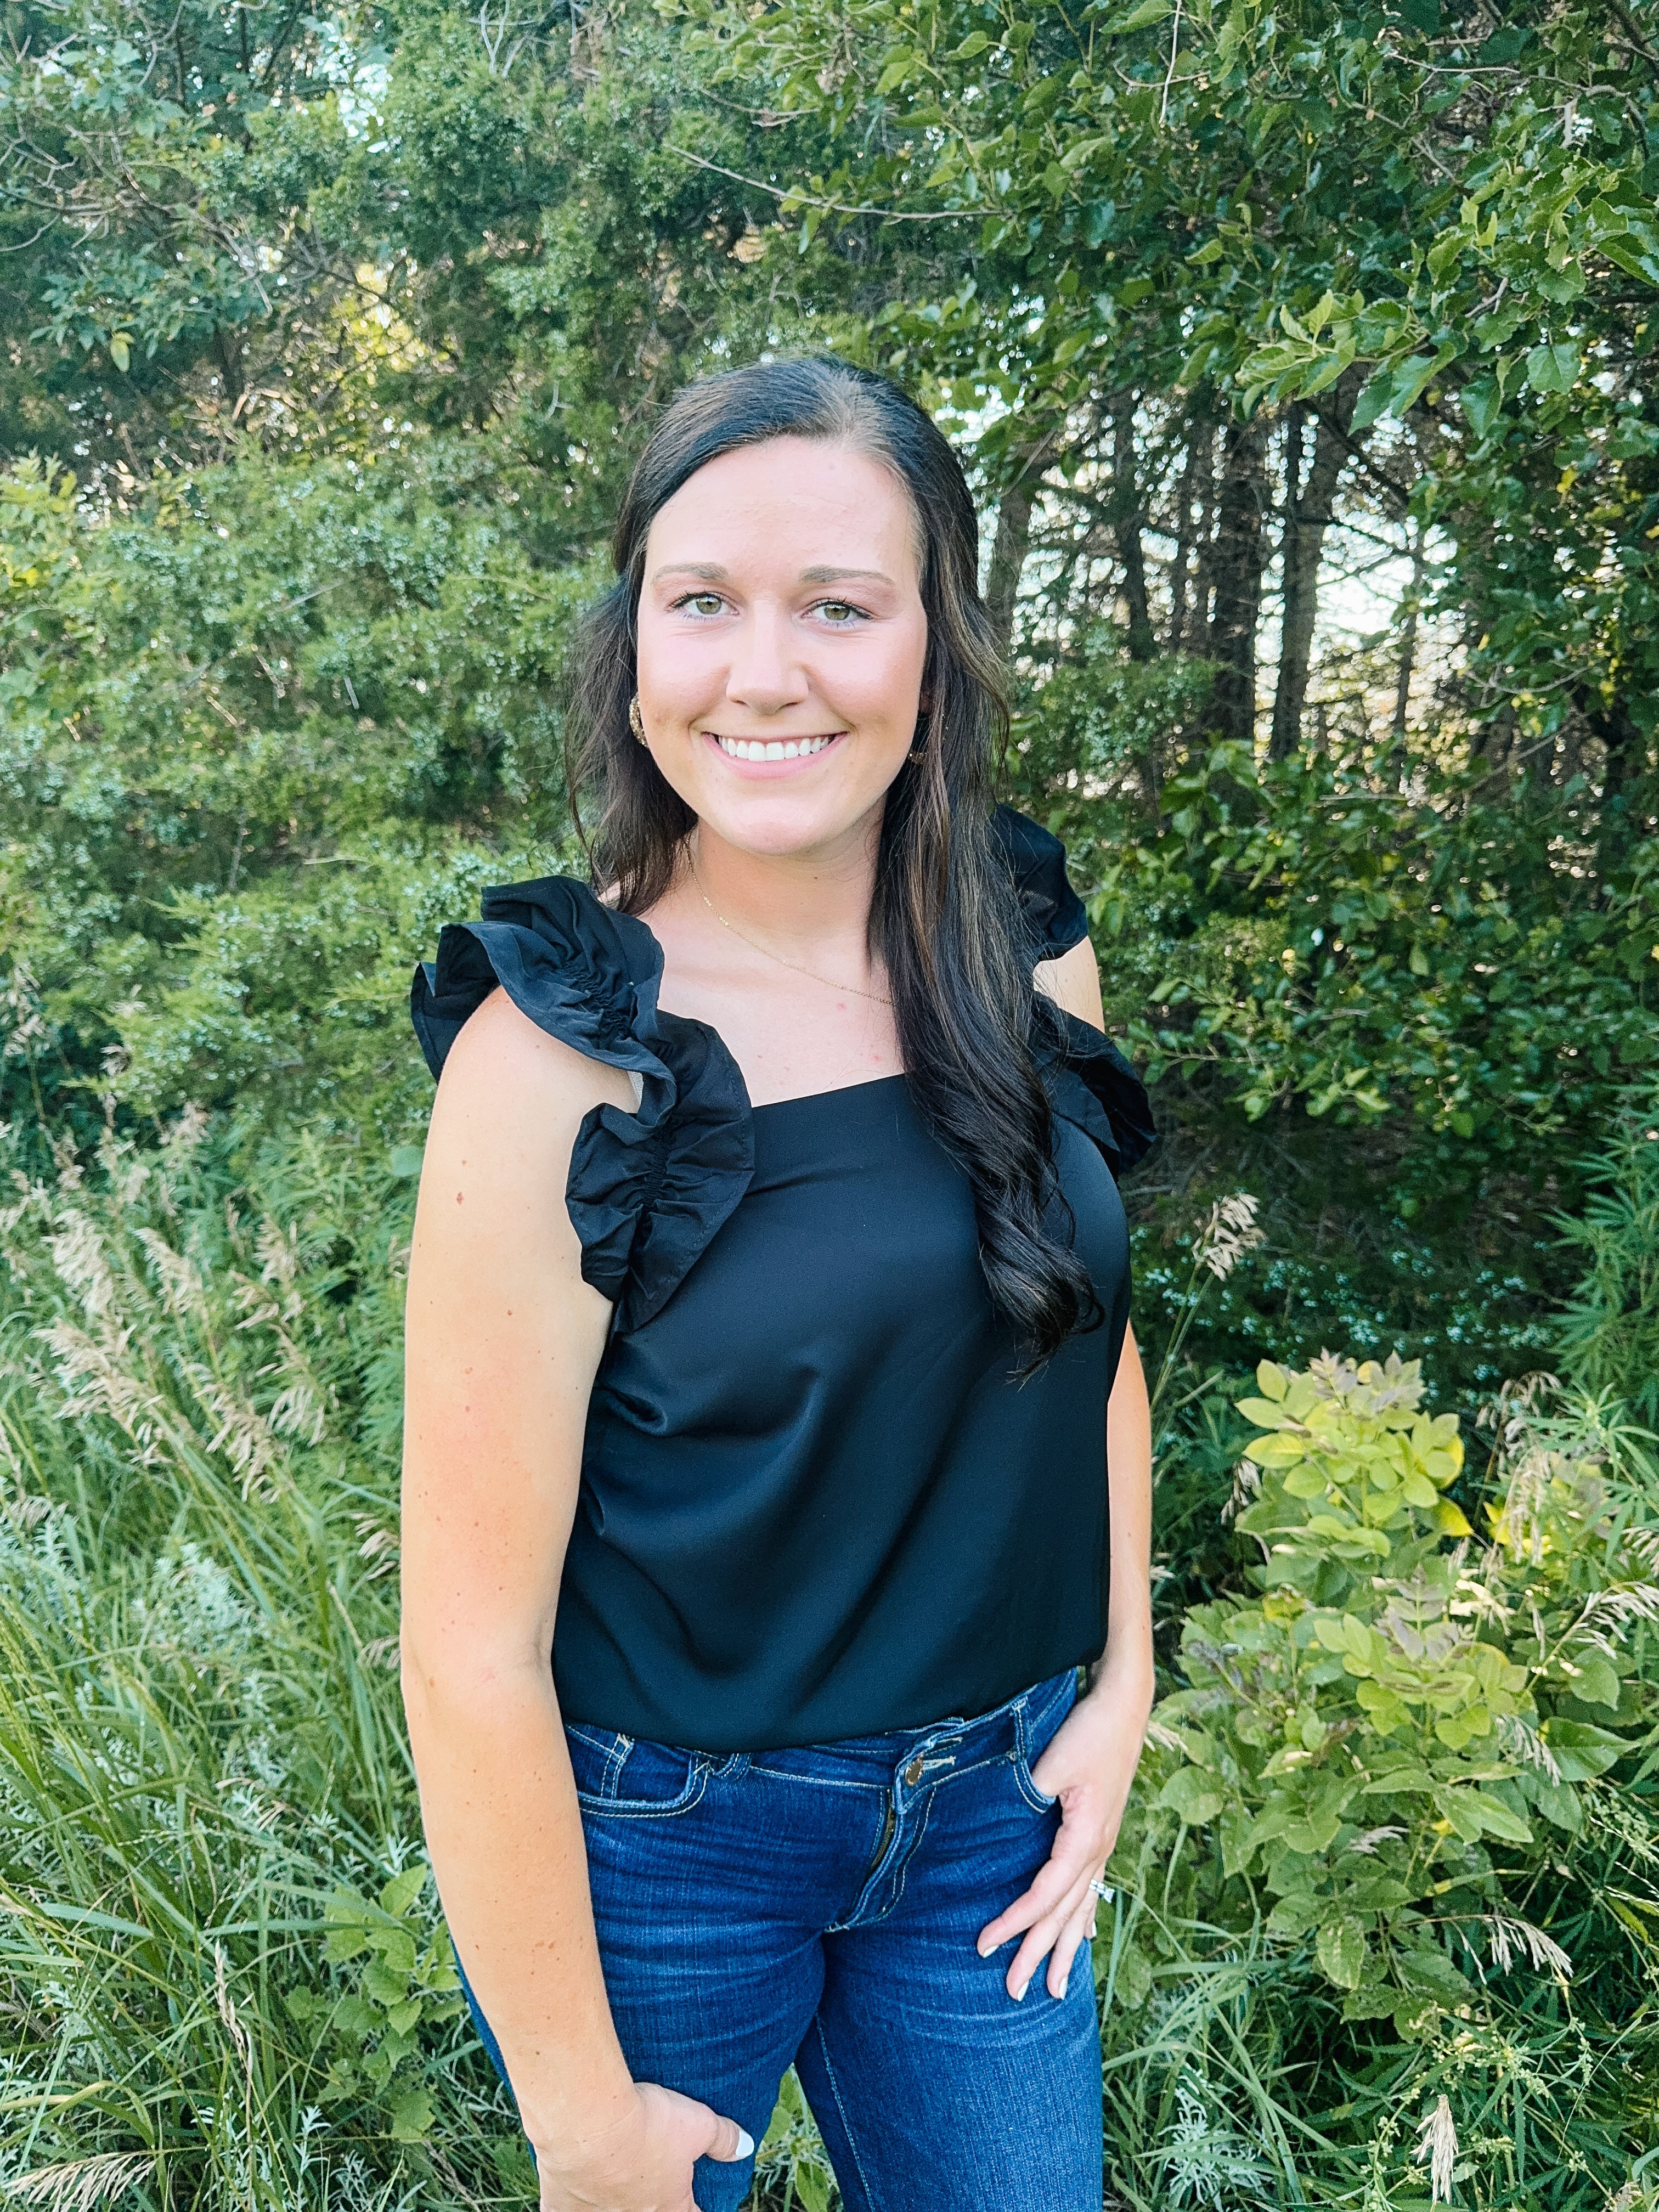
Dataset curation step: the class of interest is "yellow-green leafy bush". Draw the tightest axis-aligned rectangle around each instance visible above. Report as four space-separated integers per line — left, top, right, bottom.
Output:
1098 1356 1658 2206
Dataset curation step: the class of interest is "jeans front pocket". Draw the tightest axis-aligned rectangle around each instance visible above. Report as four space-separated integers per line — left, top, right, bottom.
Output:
1012 1670 1079 1813
566 1723 708 1820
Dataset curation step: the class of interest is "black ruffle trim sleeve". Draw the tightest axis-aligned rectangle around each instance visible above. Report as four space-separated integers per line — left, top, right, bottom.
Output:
992 804 1091 961
995 806 1156 1176
1037 1005 1158 1178
410 876 754 1333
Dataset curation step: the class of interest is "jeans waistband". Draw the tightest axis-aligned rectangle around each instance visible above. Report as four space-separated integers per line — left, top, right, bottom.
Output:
705 1667 1079 1782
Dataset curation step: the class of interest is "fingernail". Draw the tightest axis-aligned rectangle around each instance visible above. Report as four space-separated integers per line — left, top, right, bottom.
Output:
735 2130 755 2160
1057 1971 1070 1999
1012 1978 1029 2002
977 1940 992 1957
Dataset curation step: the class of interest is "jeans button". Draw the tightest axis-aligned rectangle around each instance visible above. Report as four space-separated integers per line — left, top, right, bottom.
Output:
903 1754 924 1787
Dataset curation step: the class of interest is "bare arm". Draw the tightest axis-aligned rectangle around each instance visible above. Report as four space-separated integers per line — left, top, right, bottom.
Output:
977 932 1155 2000
400 989 747 2206
1034 933 1106 1030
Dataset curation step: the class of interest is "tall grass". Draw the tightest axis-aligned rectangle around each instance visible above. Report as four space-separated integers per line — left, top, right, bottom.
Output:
0 1116 527 2207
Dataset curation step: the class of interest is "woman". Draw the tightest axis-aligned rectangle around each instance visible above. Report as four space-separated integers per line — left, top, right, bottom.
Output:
401 357 1155 2212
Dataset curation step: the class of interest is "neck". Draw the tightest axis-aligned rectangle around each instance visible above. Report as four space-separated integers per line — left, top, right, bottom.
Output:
688 816 882 964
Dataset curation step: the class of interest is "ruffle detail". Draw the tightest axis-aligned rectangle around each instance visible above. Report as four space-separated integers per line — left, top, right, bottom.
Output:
411 878 753 1333
1036 1005 1157 1179
992 805 1091 961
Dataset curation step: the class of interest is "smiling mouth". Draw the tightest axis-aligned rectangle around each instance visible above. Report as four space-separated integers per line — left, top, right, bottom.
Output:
707 732 843 762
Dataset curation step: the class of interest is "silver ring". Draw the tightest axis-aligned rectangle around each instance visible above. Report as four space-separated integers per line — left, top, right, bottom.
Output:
1088 1877 1113 1901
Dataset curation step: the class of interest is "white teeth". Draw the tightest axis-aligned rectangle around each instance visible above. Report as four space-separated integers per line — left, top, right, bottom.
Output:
714 733 837 760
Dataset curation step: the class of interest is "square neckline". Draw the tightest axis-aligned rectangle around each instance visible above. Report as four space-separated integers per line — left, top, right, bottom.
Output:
749 1072 909 1117
624 898 905 1119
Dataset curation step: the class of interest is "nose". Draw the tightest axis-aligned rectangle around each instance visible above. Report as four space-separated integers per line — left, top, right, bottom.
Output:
724 602 809 719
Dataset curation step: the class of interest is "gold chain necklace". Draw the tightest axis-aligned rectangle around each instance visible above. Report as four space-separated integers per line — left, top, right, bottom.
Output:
690 854 893 1008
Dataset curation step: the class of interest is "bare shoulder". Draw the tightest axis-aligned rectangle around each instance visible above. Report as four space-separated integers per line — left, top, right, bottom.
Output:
435 986 636 1142
1035 934 1104 1032
416 988 636 1256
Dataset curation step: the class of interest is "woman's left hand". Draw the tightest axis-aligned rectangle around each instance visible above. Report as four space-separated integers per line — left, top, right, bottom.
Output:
976 1656 1154 2002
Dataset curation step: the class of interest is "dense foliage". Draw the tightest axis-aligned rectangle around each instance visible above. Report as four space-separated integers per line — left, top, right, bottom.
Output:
4 0 1659 2204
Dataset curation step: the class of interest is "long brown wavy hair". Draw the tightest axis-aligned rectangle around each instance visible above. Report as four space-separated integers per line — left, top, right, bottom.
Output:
567 357 1098 1365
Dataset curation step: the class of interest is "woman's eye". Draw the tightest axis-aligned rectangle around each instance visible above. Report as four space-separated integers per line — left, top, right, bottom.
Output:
680 592 726 617
815 601 865 625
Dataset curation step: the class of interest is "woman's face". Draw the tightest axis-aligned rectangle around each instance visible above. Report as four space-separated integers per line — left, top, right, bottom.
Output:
634 436 929 862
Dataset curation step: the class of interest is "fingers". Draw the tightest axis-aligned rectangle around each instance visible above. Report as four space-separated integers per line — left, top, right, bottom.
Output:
983 1857 1105 2001
977 1822 1099 1953
702 2110 756 2165
977 1829 1099 1958
1044 1893 1099 2000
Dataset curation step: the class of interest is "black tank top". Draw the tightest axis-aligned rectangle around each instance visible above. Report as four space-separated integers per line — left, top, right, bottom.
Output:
411 809 1153 1751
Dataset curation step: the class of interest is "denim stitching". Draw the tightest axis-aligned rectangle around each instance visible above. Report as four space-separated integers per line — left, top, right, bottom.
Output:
883 1782 934 1916
748 1767 886 1795
1013 1700 1062 1813
565 1723 615 1757
828 1790 904 1930
810 2015 882 2211
575 1746 708 1821
604 1732 633 1800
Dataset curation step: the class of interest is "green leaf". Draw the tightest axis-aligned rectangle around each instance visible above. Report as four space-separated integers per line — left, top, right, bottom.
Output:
388 1144 425 1178
951 29 991 57
1284 1805 1342 1853
874 46 919 93
1244 1434 1307 1468
380 1866 428 1918
364 1959 412 2006
1425 232 1462 284
1103 0 1173 31
385 1998 422 2035
1255 1362 1288 1402
1156 1767 1226 1825
1316 1915 1367 1990
1571 1656 1622 1710
1524 342 1579 395
798 2168 830 2212
1235 1397 1289 1427
1350 366 1396 433
1599 234 1659 287
1531 1777 1583 1832
1386 355 1440 418
388 2087 436 2142
1362 1762 1434 1795
1542 1718 1626 1780
109 332 132 374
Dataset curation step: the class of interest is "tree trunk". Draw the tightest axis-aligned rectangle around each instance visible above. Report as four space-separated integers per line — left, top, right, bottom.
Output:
1210 413 1270 747
1192 420 1217 652
1268 368 1362 760
985 460 1040 662
1168 417 1200 651
1391 531 1425 749
1111 398 1156 662
1591 690 1651 875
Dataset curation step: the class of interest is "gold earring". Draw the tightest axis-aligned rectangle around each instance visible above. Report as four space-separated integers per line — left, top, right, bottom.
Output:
909 715 928 763
629 695 647 746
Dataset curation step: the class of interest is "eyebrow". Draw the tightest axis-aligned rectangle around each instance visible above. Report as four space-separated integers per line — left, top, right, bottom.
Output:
648 562 898 587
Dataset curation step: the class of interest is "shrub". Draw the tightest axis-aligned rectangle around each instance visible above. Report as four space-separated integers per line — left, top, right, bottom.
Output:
1104 1355 1659 2208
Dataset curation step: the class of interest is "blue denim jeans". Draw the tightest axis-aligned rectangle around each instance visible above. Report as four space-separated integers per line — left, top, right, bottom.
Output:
456 1667 1102 2211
